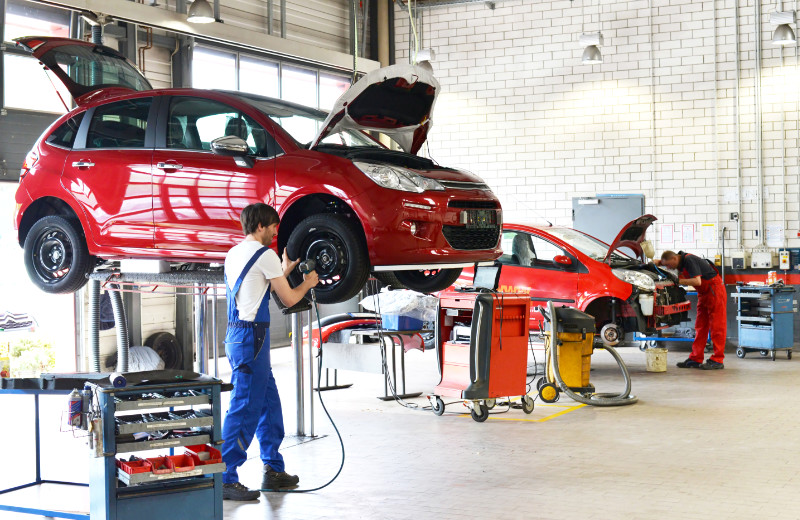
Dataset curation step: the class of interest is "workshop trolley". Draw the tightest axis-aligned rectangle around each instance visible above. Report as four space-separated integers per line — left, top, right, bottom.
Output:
89 372 225 520
429 290 533 422
733 285 797 360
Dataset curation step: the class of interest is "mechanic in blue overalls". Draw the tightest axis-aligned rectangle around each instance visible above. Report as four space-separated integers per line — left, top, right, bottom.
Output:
221 203 318 501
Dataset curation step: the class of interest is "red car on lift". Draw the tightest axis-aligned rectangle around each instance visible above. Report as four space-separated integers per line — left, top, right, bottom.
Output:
454 215 690 345
12 37 502 303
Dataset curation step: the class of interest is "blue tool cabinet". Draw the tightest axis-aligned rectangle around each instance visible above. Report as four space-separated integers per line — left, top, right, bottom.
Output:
90 376 224 520
734 285 796 360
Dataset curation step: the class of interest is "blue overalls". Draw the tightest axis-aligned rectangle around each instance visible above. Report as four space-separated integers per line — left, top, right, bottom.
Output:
221 246 286 484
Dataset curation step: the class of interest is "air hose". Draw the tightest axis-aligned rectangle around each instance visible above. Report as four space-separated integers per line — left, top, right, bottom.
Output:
545 300 638 407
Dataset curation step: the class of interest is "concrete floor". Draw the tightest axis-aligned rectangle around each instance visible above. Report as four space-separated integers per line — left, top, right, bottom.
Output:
3 340 799 520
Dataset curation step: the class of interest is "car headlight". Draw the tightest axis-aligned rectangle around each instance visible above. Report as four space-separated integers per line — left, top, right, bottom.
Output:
612 269 656 292
354 161 445 193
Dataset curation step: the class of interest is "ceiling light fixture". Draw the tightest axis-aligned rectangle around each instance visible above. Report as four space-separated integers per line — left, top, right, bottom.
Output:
580 33 604 65
187 0 215 23
580 0 604 65
770 11 797 46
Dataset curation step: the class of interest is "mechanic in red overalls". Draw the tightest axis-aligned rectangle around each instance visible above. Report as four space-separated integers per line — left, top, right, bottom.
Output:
656 250 727 370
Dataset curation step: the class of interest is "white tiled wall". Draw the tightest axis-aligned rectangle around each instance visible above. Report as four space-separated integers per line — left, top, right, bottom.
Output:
395 0 800 258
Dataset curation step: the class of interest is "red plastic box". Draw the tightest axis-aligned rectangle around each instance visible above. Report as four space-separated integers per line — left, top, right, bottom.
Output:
185 444 222 465
168 454 195 473
117 459 151 475
146 456 174 474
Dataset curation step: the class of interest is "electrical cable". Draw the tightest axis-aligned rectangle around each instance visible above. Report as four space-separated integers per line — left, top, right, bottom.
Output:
269 286 345 493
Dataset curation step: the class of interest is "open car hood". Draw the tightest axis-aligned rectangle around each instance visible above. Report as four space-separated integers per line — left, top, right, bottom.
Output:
14 36 152 106
311 63 439 155
603 214 657 263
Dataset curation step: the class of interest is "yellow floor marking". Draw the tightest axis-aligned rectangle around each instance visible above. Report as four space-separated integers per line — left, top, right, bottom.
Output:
457 402 587 422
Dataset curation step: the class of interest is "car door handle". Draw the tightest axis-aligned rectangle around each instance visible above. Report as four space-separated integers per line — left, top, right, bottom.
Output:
157 162 183 170
71 161 95 168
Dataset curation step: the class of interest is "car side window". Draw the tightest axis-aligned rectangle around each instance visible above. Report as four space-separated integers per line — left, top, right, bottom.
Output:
86 98 151 149
46 113 85 149
168 97 280 157
529 235 566 265
500 231 536 267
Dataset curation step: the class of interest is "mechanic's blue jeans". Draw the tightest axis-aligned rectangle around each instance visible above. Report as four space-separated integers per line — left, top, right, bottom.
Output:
221 325 285 484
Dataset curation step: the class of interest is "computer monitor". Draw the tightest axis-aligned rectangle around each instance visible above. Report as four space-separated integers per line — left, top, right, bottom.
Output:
472 264 501 290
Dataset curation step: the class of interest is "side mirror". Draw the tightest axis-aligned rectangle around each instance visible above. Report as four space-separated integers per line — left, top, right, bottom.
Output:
554 255 572 266
211 136 253 168
211 135 249 156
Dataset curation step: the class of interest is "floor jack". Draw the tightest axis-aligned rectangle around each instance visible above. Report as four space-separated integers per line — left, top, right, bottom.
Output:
537 300 638 407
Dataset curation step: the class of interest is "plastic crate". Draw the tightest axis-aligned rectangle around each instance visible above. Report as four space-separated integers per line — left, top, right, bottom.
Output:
168 454 196 473
382 314 423 331
116 459 151 475
185 444 222 465
146 456 174 474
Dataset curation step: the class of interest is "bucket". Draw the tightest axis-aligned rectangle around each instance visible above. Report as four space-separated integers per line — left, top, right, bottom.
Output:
645 347 668 372
639 294 654 316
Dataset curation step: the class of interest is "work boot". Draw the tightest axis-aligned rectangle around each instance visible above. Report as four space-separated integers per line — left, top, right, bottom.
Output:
262 464 299 490
222 482 260 501
676 358 702 369
701 359 724 370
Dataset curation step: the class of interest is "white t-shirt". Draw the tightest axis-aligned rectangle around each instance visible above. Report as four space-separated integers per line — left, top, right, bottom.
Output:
224 241 283 321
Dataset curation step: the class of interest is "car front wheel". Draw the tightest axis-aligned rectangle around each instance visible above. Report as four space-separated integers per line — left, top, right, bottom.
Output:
285 214 369 304
23 215 92 294
392 268 462 294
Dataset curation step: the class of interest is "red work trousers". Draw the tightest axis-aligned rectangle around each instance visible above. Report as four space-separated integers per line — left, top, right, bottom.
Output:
689 275 727 364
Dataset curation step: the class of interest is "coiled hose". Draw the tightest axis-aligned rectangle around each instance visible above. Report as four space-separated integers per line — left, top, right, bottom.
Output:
546 300 638 407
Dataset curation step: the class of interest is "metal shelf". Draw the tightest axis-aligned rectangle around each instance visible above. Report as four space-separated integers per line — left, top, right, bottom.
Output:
115 394 209 412
116 434 212 454
117 415 213 435
117 462 225 486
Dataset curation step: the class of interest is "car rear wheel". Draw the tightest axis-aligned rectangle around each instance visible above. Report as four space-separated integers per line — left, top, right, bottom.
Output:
23 215 92 294
286 214 369 304
391 268 462 294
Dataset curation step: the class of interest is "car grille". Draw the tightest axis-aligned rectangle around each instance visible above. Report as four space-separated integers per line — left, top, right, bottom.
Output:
440 180 491 191
447 200 499 209
442 225 501 250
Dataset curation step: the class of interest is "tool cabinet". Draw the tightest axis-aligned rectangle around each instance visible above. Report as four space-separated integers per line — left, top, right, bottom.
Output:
733 285 797 360
90 376 224 520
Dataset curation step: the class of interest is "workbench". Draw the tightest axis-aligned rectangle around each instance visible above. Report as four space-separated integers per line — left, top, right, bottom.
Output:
733 285 797 360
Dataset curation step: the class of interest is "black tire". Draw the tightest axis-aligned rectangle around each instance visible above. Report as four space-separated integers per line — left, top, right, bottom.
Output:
788 350 792 360
736 347 746 359
23 215 92 294
470 402 489 422
144 331 183 370
392 268 462 294
372 272 406 290
522 395 535 414
431 396 445 416
536 376 547 391
285 214 369 304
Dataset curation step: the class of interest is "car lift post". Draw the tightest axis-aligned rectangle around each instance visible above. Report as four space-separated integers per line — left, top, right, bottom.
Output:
292 312 304 435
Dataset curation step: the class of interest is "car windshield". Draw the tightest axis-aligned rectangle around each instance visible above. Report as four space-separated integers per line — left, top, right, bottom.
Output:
544 227 633 262
231 94 381 148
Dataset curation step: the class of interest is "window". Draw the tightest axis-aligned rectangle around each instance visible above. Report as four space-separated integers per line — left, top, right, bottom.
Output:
50 45 151 92
530 234 566 264
281 65 318 108
168 97 278 157
86 98 151 149
239 56 279 98
46 113 85 149
501 231 567 267
191 47 236 90
3 0 71 113
319 72 350 111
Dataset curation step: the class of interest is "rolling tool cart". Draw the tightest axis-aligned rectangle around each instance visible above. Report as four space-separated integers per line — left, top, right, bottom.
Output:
428 290 532 422
733 285 797 360
89 371 225 520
